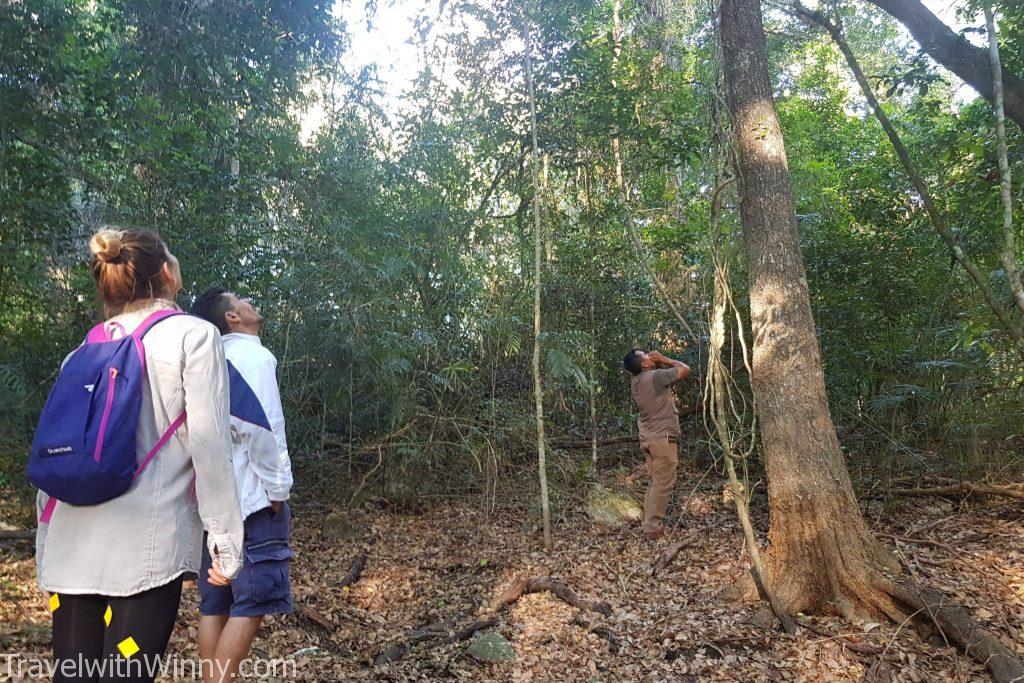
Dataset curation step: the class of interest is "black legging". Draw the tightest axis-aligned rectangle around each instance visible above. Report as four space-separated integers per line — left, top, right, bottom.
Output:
51 576 184 683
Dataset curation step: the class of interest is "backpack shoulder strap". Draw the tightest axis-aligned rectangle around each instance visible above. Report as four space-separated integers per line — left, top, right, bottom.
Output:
85 323 109 344
132 310 184 340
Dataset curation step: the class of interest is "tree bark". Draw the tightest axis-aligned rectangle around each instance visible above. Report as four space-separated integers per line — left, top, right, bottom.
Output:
866 0 1024 130
525 15 552 551
720 0 899 617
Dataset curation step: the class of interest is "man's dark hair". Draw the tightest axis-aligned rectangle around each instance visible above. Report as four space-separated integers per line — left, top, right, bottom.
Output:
623 348 644 376
191 287 234 335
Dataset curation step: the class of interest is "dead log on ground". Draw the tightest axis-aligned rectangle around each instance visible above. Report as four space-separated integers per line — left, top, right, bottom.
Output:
492 576 613 617
878 574 1024 683
0 530 34 540
893 482 1024 500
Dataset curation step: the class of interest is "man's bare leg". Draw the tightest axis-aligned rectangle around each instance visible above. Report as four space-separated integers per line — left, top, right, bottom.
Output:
198 614 229 682
211 615 263 682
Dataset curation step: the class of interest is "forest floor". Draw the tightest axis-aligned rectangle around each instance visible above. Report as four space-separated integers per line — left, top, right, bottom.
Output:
2 465 1023 682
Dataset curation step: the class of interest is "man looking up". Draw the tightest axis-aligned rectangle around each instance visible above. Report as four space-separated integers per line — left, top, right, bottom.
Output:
623 348 691 540
191 289 293 683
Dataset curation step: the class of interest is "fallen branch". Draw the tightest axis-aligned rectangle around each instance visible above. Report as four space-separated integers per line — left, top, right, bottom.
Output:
294 605 336 634
551 436 638 449
878 574 1024 683
0 530 34 540
652 536 693 577
492 576 613 617
372 616 499 667
572 614 622 653
445 617 501 644
339 554 367 589
893 482 1024 500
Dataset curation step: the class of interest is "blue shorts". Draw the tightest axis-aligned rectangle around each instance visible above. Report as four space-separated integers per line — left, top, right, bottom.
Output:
199 503 293 617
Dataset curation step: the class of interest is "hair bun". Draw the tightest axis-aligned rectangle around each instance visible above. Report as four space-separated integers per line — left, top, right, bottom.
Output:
89 229 124 263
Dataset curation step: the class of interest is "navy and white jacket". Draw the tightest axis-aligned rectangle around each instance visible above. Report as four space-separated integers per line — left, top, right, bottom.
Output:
223 333 292 520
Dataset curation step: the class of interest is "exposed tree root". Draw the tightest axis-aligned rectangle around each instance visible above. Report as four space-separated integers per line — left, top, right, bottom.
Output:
893 482 1024 501
876 574 1024 683
492 576 613 617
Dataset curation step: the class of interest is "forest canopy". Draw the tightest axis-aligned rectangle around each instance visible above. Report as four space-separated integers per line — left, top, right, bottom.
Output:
2 0 1020 503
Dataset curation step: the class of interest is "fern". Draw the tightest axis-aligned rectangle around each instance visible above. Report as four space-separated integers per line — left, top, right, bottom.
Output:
546 348 588 389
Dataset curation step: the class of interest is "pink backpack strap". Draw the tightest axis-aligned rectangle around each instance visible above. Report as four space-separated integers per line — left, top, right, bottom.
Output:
132 310 183 340
135 411 187 476
131 309 182 369
39 495 57 524
86 322 109 344
85 309 178 345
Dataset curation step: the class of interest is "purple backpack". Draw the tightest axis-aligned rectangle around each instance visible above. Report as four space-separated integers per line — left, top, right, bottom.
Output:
30 310 186 520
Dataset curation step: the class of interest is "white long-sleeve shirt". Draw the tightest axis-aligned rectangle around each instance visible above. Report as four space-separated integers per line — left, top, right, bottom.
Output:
222 333 293 519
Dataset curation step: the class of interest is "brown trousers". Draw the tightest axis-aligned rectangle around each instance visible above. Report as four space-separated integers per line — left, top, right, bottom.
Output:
642 437 678 534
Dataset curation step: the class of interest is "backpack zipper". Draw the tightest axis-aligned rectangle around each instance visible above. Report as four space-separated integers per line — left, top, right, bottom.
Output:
93 367 118 462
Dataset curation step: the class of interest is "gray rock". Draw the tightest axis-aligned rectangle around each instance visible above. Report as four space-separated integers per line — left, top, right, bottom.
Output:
586 484 642 525
466 632 516 661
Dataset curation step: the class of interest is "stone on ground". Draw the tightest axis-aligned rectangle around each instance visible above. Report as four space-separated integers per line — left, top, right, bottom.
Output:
467 632 516 661
586 484 642 525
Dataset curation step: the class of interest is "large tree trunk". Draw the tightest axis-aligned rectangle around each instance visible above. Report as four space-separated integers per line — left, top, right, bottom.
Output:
719 0 898 617
866 0 1024 130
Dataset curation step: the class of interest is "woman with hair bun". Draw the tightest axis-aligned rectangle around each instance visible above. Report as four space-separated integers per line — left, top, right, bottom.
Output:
35 227 244 682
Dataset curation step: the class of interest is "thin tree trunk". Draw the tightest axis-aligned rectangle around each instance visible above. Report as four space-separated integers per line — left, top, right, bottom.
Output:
866 0 1024 130
789 1 1024 348
985 5 1024 315
584 164 599 469
525 15 552 551
720 0 900 617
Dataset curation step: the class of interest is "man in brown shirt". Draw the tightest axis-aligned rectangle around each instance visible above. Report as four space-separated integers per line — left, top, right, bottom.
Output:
624 348 691 540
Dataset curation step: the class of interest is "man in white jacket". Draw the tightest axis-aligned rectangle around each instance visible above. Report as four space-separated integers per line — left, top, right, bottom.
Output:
191 288 293 683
